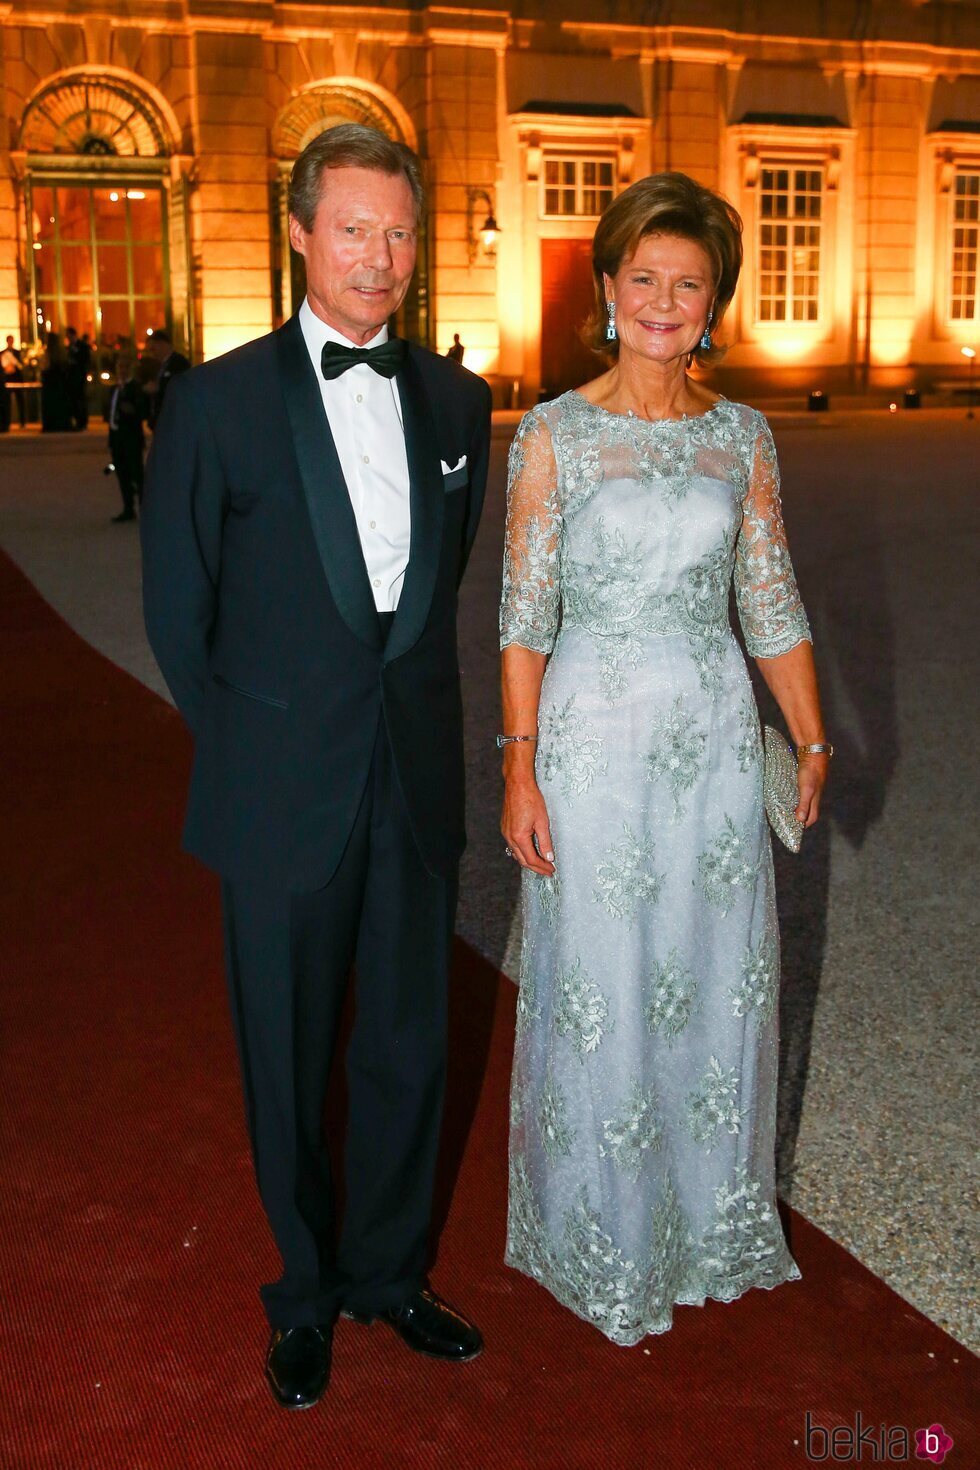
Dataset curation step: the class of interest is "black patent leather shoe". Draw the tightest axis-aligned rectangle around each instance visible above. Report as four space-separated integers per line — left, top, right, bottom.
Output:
345 1287 483 1362
265 1324 332 1409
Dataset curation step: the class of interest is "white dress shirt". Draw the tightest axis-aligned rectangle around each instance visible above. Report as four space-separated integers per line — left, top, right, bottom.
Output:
298 297 411 613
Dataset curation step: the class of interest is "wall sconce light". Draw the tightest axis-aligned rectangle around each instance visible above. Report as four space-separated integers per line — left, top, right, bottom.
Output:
466 187 499 264
962 344 976 419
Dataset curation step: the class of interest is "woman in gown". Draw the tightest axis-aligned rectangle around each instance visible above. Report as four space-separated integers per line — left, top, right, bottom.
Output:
499 172 831 1346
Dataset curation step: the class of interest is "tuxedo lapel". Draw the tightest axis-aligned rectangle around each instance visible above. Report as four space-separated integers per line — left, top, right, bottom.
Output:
275 315 382 652
385 350 444 663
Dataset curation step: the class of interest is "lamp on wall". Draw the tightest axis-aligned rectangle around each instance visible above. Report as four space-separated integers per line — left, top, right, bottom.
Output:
466 188 499 264
962 345 976 420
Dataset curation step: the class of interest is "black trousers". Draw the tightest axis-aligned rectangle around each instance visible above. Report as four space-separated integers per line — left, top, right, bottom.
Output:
109 433 143 514
221 681 457 1328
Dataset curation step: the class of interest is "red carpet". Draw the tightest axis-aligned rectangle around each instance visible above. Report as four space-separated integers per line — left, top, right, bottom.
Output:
1 546 976 1469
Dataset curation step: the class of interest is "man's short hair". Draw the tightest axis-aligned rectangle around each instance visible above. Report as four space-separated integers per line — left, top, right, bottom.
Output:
151 328 172 345
288 123 425 233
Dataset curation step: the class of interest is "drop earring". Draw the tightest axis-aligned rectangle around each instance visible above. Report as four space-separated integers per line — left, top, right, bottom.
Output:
700 312 713 351
606 301 617 343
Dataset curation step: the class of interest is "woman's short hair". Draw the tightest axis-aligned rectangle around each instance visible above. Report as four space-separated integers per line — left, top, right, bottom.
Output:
288 123 425 232
584 171 743 367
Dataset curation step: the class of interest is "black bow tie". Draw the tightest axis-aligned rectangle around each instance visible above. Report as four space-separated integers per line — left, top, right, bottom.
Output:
320 337 407 382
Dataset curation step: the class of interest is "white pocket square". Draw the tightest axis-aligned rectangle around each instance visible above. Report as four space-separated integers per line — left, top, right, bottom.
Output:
440 456 467 475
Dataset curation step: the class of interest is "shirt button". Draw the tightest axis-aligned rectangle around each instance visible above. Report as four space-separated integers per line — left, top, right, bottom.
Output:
373 578 381 588
356 393 363 403
363 454 370 464
369 519 377 529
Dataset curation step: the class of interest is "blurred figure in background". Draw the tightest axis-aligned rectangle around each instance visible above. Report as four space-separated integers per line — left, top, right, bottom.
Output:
446 332 465 364
1 336 27 429
145 328 189 430
40 332 71 433
106 353 148 523
65 325 91 430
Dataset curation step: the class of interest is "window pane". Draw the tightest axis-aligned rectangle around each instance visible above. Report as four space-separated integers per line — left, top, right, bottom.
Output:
97 244 130 296
126 190 161 239
36 298 59 333
132 245 163 298
135 302 165 342
31 187 56 244
58 188 90 242
599 162 613 186
98 299 133 347
545 160 558 185
561 188 575 214
92 189 128 241
582 161 596 186
61 299 98 340
60 245 94 297
544 189 559 214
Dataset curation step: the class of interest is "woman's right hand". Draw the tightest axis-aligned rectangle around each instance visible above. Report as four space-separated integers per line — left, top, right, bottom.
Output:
501 775 556 877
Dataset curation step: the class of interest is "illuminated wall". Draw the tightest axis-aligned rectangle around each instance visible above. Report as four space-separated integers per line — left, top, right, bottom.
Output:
2 2 980 396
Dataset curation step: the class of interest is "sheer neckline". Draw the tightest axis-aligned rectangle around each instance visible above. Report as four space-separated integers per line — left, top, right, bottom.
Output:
567 390 729 426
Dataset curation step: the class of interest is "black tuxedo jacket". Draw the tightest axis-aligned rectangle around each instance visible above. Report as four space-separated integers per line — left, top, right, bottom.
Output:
141 314 492 889
150 350 190 429
107 379 147 451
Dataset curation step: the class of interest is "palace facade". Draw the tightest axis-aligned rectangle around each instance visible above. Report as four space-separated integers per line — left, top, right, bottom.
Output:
2 0 980 400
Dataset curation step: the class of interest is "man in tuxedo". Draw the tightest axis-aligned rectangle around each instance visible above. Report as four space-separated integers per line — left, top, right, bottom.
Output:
146 327 190 429
106 354 148 522
141 123 491 1409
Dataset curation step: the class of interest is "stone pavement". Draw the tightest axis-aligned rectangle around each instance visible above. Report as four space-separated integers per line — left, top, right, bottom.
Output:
1 409 976 1352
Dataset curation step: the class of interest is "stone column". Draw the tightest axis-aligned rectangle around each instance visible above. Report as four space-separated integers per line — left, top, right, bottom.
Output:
191 28 272 360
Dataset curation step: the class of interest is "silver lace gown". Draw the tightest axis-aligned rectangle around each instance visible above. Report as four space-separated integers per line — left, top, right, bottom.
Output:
499 391 812 1346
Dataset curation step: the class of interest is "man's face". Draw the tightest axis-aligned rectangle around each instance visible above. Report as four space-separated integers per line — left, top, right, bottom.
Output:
5 337 13 349
288 166 418 345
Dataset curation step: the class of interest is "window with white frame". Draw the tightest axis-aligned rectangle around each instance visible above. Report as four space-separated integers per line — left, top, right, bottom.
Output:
542 155 615 218
757 164 823 322
950 170 979 320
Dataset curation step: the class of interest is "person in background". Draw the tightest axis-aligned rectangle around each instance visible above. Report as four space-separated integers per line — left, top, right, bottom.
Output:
145 328 190 430
40 332 72 433
1 336 27 429
106 354 148 523
447 332 465 364
65 325 90 430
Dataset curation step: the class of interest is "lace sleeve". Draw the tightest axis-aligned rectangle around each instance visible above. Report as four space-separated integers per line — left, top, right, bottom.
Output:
499 408 562 655
734 416 812 659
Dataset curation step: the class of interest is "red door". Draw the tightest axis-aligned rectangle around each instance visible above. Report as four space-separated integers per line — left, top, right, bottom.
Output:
540 239 601 398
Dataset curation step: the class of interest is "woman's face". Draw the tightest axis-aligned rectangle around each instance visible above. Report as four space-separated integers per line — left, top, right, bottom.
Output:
605 233 714 368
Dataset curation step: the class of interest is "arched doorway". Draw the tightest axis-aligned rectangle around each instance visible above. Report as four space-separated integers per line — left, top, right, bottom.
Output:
272 80 428 345
19 70 187 360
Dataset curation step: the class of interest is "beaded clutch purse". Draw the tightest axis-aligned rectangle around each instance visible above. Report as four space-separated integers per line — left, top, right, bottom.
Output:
763 726 804 853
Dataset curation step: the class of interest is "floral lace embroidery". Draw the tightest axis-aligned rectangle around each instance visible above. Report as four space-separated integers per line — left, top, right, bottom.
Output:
685 1056 746 1150
698 1165 797 1296
538 694 606 798
645 948 700 1045
593 823 665 922
733 696 762 773
599 1078 664 1180
554 958 613 1059
539 1060 575 1164
515 942 541 1040
728 931 779 1021
535 871 561 928
645 697 708 818
698 815 762 915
